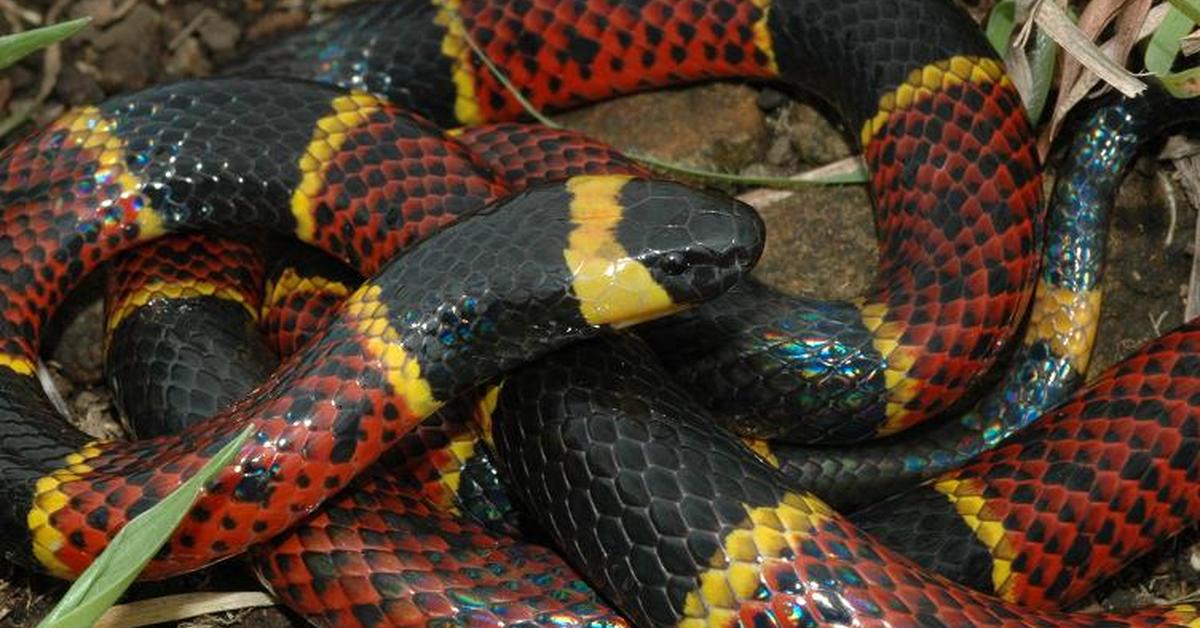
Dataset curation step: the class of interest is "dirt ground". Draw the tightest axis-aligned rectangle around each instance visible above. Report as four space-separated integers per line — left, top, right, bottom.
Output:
1 0 1199 625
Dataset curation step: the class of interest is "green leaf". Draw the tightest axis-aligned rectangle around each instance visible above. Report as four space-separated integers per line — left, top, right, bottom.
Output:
985 1 1017 55
1026 25 1059 122
37 425 254 628
1146 4 1194 75
0 17 90 72
1145 3 1200 98
1168 0 1200 25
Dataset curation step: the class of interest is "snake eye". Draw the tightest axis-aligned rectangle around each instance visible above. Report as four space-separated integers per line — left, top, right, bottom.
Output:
660 251 688 275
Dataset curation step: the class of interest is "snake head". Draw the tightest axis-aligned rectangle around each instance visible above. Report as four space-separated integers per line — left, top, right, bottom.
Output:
356 174 764 402
559 175 765 329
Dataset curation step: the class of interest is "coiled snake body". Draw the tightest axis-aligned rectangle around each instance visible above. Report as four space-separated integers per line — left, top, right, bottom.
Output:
5 0 1200 626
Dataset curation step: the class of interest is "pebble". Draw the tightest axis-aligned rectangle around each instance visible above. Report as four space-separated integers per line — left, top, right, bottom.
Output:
756 86 788 111
199 13 241 53
765 134 794 166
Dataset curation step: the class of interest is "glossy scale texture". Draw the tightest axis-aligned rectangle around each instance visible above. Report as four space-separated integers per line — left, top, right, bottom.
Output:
230 0 1042 443
0 80 763 576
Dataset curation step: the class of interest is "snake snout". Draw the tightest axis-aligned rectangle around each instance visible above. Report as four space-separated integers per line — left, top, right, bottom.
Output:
620 181 765 306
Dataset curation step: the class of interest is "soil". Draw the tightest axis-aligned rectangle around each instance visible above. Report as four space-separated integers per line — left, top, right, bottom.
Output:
0 0 1198 625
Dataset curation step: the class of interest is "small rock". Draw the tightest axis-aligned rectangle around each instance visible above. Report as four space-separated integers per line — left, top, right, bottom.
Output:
31 102 65 128
70 0 115 26
244 11 310 42
1099 587 1157 613
560 83 768 171
70 389 123 441
788 103 852 165
7 66 33 91
198 13 240 53
756 87 788 112
177 2 210 23
54 64 105 106
165 36 212 78
91 4 163 91
50 298 105 385
765 134 794 166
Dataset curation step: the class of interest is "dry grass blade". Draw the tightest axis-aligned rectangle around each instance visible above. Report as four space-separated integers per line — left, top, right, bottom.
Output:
1055 0 1132 97
1183 28 1200 54
168 9 215 51
733 155 867 209
1004 39 1036 107
735 187 795 209
1058 0 1148 94
1038 0 1149 154
1173 154 1200 320
93 591 275 628
0 0 39 27
1112 0 1155 68
989 1 1036 106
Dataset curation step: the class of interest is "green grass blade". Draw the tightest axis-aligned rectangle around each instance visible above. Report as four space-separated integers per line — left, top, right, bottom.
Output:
453 12 560 128
453 8 861 187
1145 2 1200 98
37 425 254 628
986 1 1017 54
786 156 868 185
632 151 867 186
1146 4 1194 75
0 17 90 71
1168 0 1200 25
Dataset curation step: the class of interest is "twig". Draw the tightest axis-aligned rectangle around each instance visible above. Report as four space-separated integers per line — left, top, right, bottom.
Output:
107 0 139 25
168 8 214 50
1165 584 1200 605
1178 154 1200 321
1150 310 1169 336
1161 169 1178 248
0 0 41 26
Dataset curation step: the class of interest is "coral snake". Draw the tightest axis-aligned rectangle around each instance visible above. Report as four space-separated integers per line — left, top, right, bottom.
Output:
4 0 1200 625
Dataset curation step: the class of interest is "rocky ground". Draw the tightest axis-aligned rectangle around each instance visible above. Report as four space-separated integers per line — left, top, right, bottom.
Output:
1 0 1199 625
